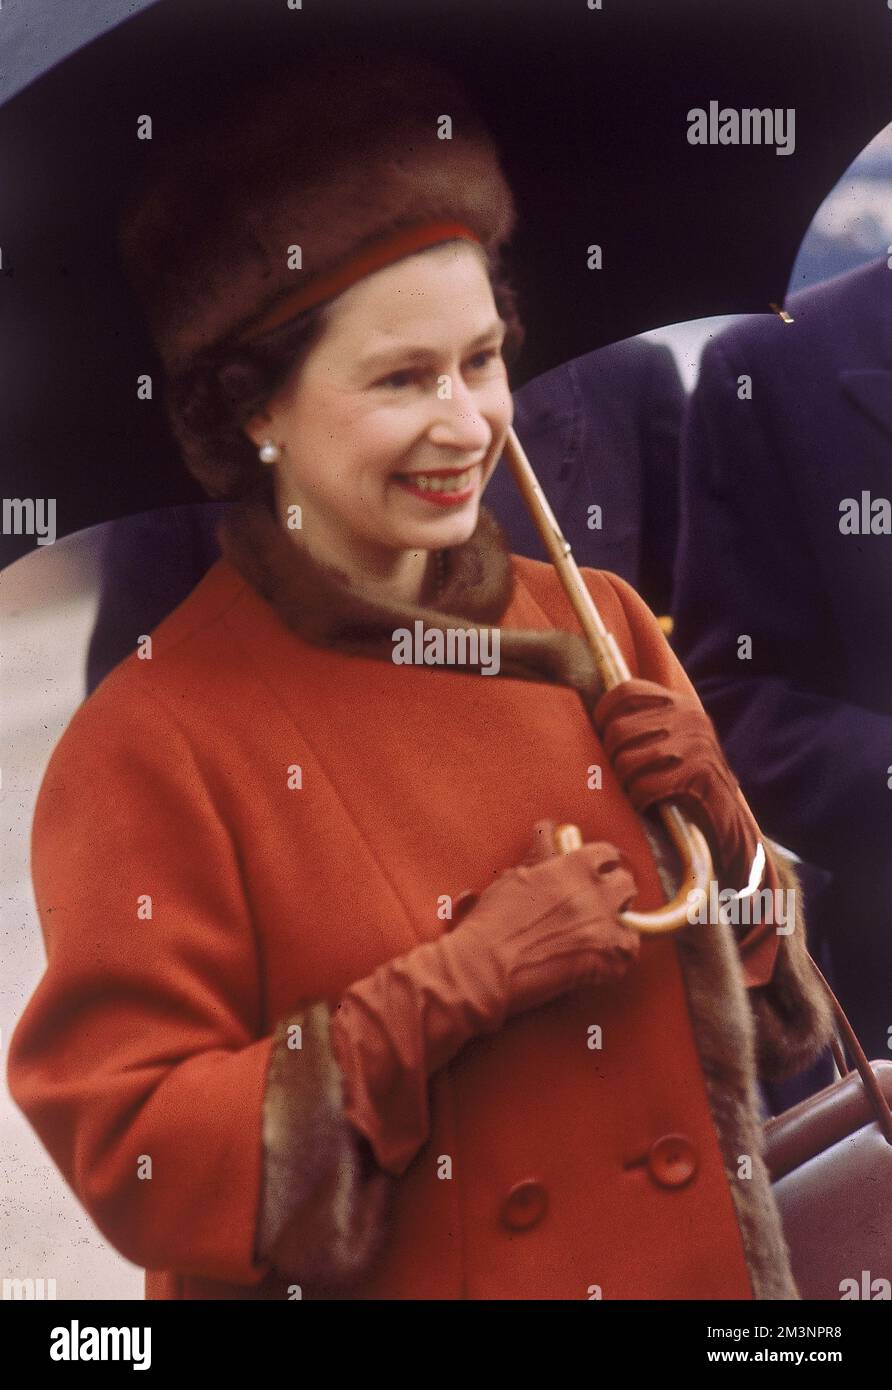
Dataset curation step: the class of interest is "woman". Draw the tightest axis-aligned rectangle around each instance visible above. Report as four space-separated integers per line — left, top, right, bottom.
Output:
7 51 834 1300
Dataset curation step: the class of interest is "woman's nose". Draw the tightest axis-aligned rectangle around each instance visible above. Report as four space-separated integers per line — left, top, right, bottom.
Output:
426 378 494 451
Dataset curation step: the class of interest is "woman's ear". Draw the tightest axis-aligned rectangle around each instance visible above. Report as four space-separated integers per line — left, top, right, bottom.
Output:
243 408 273 451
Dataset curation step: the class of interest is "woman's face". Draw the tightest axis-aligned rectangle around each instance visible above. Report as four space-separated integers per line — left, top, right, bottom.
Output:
245 241 513 578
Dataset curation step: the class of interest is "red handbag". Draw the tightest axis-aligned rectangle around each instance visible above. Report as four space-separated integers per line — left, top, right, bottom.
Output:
762 957 892 1301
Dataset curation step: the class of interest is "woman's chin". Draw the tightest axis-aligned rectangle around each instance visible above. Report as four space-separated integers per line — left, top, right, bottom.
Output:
383 500 480 553
425 503 481 550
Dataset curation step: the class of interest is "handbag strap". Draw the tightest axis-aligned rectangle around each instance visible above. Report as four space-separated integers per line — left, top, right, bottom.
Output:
805 950 892 1143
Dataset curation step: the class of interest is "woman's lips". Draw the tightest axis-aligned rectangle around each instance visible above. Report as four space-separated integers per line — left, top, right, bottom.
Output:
391 464 479 505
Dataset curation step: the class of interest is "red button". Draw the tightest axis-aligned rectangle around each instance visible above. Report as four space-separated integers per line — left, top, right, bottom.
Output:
500 1179 548 1231
647 1134 698 1189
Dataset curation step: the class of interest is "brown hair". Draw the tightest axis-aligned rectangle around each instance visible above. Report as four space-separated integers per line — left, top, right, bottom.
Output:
163 242 525 501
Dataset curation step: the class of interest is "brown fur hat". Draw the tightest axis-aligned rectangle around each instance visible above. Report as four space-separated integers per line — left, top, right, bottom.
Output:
116 47 518 378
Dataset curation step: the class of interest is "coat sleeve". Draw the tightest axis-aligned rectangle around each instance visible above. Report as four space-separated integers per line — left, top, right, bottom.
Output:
6 678 391 1288
256 1003 392 1289
585 569 836 1080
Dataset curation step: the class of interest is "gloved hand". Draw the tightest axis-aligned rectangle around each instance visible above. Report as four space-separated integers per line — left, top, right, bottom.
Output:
329 819 640 1176
591 677 765 893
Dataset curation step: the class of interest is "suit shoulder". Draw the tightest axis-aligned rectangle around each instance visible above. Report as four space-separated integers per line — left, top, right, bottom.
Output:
784 254 887 318
574 334 683 388
700 254 887 369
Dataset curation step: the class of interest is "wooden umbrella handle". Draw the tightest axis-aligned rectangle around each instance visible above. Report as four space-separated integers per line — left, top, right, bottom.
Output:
552 820 713 934
501 425 735 934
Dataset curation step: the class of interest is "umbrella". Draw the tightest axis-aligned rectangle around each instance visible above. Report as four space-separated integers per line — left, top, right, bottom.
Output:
502 425 716 932
1 0 891 568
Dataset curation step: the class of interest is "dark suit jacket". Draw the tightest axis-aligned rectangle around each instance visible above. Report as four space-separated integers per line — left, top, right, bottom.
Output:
483 335 683 612
86 336 684 693
672 255 892 1059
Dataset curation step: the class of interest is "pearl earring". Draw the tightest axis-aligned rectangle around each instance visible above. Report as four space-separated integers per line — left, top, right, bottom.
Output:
258 439 282 465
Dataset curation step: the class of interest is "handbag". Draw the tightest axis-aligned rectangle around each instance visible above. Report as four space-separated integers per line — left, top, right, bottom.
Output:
762 955 892 1300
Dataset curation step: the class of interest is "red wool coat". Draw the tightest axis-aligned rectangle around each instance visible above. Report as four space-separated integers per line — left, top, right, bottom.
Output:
7 497 833 1299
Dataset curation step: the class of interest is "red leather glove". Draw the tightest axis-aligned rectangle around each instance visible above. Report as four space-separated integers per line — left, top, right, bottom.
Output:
329 821 639 1176
591 677 765 893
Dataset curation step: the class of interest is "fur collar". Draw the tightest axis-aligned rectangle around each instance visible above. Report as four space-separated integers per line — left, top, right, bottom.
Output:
216 474 603 702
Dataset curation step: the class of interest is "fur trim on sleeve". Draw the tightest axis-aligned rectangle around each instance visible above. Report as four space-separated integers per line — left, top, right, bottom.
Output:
256 1002 394 1293
746 844 837 1083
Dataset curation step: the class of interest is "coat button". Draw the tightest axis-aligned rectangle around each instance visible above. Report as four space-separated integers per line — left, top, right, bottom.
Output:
647 1134 699 1189
500 1179 548 1231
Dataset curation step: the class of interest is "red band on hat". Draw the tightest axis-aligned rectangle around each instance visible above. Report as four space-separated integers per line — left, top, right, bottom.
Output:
236 220 483 345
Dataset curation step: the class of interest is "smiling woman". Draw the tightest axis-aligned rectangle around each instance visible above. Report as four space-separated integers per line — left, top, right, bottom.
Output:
239 242 515 605
6 45 834 1302
164 244 524 533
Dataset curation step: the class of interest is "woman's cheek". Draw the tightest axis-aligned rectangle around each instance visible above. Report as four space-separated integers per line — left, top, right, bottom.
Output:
358 404 417 457
480 373 513 430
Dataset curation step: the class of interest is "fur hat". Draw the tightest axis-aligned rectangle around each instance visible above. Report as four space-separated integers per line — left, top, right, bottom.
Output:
117 48 518 379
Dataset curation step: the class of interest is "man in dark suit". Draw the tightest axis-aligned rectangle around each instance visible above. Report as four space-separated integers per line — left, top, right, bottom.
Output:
482 335 683 615
672 254 892 1064
86 334 684 692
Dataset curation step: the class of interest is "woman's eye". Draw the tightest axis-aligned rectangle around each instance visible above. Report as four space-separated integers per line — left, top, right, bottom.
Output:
378 369 417 389
467 348 502 370
376 349 501 390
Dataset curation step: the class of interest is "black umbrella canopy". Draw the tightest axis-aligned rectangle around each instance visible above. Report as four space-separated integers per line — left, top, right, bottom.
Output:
0 0 159 105
2 0 890 566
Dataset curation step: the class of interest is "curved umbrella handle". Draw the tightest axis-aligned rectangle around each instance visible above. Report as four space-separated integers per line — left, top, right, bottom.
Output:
502 425 746 934
553 818 713 934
